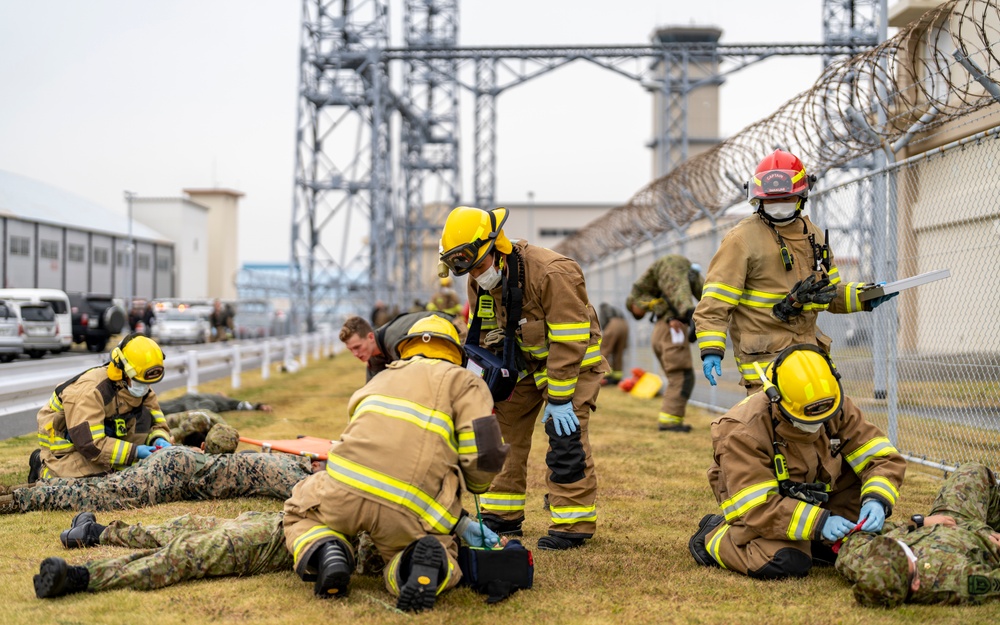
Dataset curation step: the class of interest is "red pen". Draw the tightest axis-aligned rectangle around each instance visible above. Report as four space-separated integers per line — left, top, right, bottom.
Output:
831 519 866 554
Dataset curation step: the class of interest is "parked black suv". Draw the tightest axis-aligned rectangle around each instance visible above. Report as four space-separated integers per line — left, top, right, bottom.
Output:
66 292 127 352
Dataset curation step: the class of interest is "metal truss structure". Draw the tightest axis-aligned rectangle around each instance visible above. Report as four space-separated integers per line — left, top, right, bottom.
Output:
289 0 879 330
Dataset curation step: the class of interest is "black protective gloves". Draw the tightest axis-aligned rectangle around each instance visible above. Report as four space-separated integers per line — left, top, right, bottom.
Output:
772 274 837 323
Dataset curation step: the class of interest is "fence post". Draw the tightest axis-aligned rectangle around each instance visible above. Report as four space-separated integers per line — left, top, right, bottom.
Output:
186 350 199 393
300 334 308 368
284 337 294 370
313 332 321 361
231 344 242 389
262 340 271 380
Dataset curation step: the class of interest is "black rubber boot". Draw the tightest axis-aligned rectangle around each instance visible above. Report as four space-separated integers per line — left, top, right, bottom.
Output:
536 533 586 550
689 514 724 567
28 449 42 483
481 513 524 537
33 557 90 599
659 423 693 433
396 536 446 613
60 512 106 549
313 541 354 599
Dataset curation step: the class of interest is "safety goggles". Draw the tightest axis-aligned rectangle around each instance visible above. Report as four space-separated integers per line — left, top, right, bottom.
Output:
441 238 492 275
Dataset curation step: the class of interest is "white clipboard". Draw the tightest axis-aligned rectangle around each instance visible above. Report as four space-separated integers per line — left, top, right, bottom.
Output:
858 269 951 302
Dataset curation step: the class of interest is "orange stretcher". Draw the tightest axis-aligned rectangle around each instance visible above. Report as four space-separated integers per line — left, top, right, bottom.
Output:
239 436 334 461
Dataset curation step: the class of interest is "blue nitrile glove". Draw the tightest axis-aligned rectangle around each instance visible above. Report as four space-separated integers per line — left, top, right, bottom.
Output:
542 402 579 437
859 499 886 532
821 515 856 541
703 354 722 386
456 515 500 548
135 445 157 460
152 438 172 449
868 291 898 310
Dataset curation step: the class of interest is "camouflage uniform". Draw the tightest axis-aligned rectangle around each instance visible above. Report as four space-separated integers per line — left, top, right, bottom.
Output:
86 512 291 592
164 409 227 445
9 447 310 513
837 463 1000 606
626 255 703 428
159 393 258 414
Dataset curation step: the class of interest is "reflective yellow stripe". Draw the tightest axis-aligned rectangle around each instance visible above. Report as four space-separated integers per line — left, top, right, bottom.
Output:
40 466 53 479
39 432 75 452
292 524 351 564
738 361 767 381
352 395 457 453
719 480 779 521
90 424 105 441
547 376 578 398
326 455 458 533
846 437 898 472
48 392 63 412
828 266 841 284
581 342 602 368
696 330 727 351
786 501 823 540
844 281 864 312
706 522 730 569
861 476 900 506
703 283 742 306
739 289 784 308
150 409 165 424
658 413 682 425
551 504 597 524
480 492 526 512
533 369 548 389
547 321 590 343
111 439 130 466
457 431 477 455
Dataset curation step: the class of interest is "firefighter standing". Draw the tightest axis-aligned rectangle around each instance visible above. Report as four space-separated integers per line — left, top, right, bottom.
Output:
597 303 629 384
283 315 508 612
688 344 906 579
35 334 171 479
626 255 703 432
439 206 607 551
693 150 896 393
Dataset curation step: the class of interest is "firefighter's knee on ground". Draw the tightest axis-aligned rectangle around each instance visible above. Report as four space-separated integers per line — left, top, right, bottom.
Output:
748 548 812 580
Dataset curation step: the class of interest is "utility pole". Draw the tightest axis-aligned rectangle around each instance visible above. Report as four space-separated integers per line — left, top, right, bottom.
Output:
124 190 136 313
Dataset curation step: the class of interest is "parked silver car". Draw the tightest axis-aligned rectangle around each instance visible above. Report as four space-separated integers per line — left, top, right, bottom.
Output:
152 306 212 345
16 301 61 359
0 299 24 362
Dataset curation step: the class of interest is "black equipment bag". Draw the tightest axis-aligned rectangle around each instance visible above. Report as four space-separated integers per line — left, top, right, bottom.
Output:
465 251 524 403
457 540 534 604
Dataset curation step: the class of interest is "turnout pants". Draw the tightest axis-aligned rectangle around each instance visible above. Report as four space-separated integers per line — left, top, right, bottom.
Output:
600 318 628 378
705 469 864 579
283 472 460 597
481 366 601 538
651 320 694 427
87 512 290 592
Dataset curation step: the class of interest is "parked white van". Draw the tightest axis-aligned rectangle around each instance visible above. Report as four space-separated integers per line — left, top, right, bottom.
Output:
0 288 73 352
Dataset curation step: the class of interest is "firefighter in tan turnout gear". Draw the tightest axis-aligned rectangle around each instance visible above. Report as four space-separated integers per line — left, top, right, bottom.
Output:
626 255 703 432
688 344 906 580
35 334 172 478
440 206 607 551
283 315 508 612
693 150 896 393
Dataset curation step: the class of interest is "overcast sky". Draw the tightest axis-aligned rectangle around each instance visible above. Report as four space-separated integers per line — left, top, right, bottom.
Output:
0 0 862 264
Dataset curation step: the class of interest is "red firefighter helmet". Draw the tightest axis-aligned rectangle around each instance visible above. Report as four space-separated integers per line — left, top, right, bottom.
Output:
747 150 812 207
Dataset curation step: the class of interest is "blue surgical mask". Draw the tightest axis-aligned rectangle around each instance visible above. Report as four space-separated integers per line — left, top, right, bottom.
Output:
127 381 150 398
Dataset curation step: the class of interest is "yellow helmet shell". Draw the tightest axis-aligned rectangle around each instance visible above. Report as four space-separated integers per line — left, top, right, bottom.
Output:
107 334 165 383
439 206 512 273
394 314 464 366
769 345 842 424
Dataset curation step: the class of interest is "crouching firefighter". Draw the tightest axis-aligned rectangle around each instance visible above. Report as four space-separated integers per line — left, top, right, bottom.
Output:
689 344 906 579
439 206 607 551
282 315 511 612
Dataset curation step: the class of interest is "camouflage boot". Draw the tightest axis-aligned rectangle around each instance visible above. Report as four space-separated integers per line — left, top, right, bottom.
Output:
0 494 19 515
34 557 90 599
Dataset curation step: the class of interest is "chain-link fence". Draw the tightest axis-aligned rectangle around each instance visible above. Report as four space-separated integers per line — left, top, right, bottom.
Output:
583 126 1000 473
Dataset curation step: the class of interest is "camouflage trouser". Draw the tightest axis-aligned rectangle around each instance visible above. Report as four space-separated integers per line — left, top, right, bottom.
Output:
651 320 694 424
837 463 1000 605
87 511 292 592
158 393 244 414
14 447 311 512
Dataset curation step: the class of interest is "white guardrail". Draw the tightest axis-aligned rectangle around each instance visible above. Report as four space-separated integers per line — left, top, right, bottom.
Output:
0 332 339 419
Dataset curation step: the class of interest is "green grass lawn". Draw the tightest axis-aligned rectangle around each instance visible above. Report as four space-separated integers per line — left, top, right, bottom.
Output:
0 353 996 625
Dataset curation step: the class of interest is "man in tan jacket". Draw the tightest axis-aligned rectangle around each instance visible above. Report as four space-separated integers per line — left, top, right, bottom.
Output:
284 314 508 612
35 334 172 478
440 206 607 551
693 150 896 393
689 344 906 580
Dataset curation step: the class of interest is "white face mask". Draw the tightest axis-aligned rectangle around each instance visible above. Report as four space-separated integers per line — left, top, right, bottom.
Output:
791 420 823 433
127 381 150 398
763 200 799 222
474 264 502 291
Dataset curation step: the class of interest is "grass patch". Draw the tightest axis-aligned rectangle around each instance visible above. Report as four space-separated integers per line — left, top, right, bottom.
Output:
0 353 996 624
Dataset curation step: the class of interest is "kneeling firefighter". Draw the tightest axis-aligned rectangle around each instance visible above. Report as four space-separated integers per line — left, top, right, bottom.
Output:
439 206 608 551
689 344 906 579
283 315 510 612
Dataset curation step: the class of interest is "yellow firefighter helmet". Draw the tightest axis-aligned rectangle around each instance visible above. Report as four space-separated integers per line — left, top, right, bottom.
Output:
107 333 165 383
439 206 512 275
394 314 465 366
766 344 842 425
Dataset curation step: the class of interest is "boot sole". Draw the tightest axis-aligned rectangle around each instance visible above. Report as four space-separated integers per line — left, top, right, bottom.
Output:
688 515 722 567
314 566 352 599
396 536 444 612
34 557 68 599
